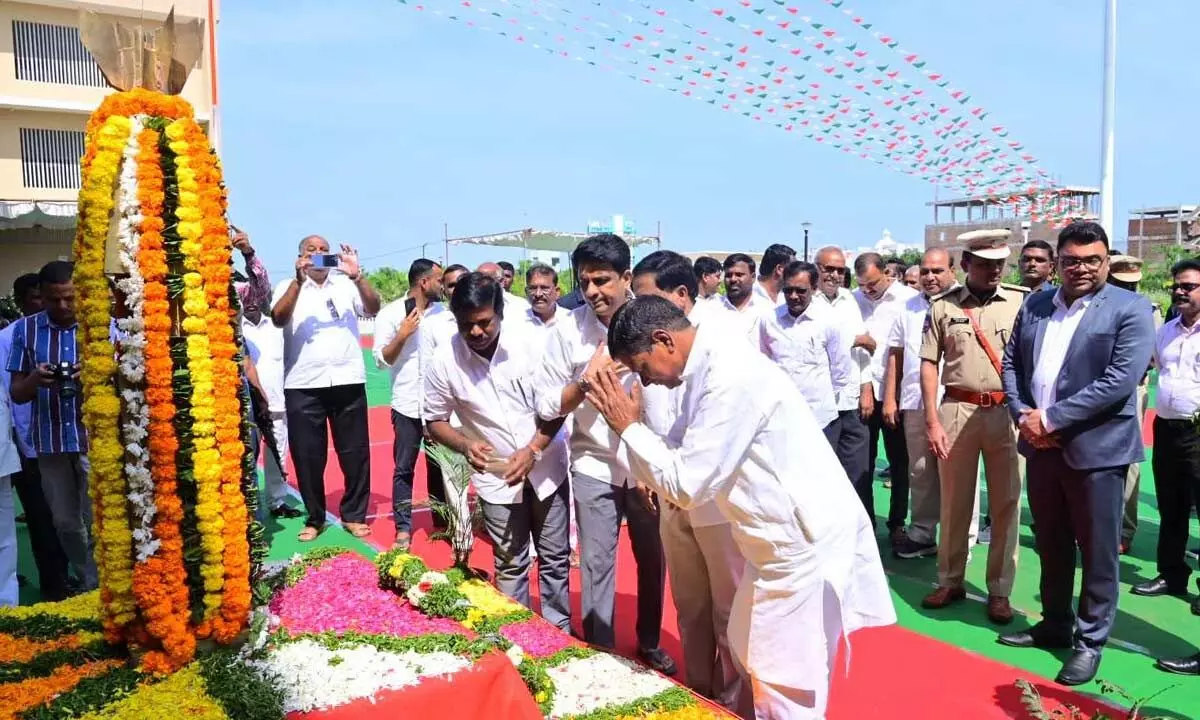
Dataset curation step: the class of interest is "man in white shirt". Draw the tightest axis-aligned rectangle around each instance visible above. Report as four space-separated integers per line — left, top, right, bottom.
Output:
271 236 381 542
374 259 453 550
1134 259 1200 613
720 253 772 344
586 296 895 719
479 262 531 316
630 251 747 713
242 296 302 520
1150 259 1200 676
752 243 796 308
692 256 723 303
534 234 675 674
881 249 973 560
1 369 22 606
424 272 571 630
759 261 853 440
0 274 68 600
853 252 919 543
520 264 569 341
812 247 874 509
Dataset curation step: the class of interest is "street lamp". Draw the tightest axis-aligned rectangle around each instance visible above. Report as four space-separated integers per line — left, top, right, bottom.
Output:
801 221 813 261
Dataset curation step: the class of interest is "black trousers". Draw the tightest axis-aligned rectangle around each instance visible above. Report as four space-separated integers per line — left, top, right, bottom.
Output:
1152 417 1200 586
1026 450 1125 649
825 410 871 523
284 384 371 527
867 405 910 531
391 410 445 533
12 454 69 600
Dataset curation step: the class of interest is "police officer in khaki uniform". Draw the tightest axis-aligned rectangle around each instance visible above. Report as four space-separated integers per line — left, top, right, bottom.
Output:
919 229 1028 624
1106 255 1161 553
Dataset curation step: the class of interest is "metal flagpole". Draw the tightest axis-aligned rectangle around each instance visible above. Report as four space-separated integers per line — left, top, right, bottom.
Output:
1099 0 1117 238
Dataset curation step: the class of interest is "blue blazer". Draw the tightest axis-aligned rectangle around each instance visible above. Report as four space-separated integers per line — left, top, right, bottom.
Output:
1001 283 1155 470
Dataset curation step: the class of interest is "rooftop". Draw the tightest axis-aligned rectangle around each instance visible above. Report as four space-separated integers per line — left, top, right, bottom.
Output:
928 185 1100 209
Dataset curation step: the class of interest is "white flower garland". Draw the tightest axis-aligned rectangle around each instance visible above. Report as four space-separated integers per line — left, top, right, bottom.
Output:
113 114 158 562
250 638 471 713
546 653 676 718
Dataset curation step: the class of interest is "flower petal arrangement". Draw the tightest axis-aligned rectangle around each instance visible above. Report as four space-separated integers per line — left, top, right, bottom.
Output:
71 88 263 671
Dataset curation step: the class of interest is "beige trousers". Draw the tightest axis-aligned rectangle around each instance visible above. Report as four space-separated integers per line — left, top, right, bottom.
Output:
936 400 1021 596
903 411 982 547
1122 383 1150 542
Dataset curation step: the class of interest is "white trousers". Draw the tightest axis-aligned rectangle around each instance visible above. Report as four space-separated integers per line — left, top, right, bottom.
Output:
0 476 17 606
262 411 291 507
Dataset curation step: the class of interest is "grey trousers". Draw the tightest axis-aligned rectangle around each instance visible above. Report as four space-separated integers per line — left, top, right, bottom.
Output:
37 453 98 591
480 480 572 631
573 472 665 650
660 503 749 716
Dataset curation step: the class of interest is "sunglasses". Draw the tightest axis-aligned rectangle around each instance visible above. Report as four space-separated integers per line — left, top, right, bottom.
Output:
1170 282 1200 294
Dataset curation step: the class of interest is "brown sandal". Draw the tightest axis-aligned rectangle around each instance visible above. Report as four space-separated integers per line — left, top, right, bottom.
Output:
344 522 372 538
297 526 322 542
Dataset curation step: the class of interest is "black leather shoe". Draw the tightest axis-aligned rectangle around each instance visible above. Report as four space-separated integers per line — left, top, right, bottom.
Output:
1131 577 1188 597
1155 653 1200 676
1055 649 1101 686
998 624 1072 649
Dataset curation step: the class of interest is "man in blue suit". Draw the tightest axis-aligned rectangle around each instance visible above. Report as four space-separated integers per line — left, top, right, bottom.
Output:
997 221 1155 686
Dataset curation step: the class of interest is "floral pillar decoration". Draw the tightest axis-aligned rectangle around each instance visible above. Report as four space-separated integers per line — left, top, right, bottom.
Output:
74 8 264 672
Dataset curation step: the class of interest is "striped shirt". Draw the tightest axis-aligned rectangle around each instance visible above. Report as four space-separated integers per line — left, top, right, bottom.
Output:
5 312 87 455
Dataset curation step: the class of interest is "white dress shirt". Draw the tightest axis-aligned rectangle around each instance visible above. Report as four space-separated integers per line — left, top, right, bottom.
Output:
1154 315 1200 420
1031 290 1094 432
373 299 456 418
633 301 734 527
0 376 20 477
812 287 870 410
423 324 567 505
758 303 851 428
241 315 286 413
619 321 896 691
0 323 32 459
535 304 634 486
719 293 772 346
855 281 919 400
516 305 569 348
272 274 368 390
887 292 947 411
753 281 784 308
504 292 532 315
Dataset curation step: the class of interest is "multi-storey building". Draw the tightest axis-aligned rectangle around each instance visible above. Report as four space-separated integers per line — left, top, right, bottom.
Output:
0 0 218 291
1126 205 1200 261
924 186 1100 261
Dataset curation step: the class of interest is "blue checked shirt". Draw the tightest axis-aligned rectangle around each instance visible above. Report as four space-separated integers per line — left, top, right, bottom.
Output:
5 312 87 455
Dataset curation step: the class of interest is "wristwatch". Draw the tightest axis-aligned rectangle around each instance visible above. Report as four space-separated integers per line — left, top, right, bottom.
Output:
530 448 543 464
577 376 593 394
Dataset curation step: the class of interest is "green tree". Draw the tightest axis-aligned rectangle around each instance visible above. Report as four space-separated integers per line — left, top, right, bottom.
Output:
365 267 409 303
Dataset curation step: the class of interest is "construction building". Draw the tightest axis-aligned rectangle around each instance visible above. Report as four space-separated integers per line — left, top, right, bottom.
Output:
924 186 1100 260
0 0 218 291
1126 205 1200 261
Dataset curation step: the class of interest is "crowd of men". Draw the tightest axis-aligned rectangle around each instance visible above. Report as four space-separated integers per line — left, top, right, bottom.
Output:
2 219 1200 718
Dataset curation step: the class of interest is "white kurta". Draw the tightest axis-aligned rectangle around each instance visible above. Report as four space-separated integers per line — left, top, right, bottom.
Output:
619 321 896 712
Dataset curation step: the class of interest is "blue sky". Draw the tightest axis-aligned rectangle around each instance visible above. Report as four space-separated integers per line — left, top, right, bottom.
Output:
218 0 1200 280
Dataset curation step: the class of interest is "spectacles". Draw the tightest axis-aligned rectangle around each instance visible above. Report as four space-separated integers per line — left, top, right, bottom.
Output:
818 265 846 276
1170 282 1200 294
1059 255 1105 270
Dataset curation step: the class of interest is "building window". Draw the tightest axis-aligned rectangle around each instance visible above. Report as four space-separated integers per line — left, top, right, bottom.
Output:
20 128 86 189
12 20 108 88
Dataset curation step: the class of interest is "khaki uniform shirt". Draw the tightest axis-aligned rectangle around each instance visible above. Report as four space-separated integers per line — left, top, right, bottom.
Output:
920 284 1029 393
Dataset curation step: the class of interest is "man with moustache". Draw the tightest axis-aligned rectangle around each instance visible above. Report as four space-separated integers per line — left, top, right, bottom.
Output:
374 259 452 550
521 264 568 341
752 243 797 307
760 261 854 443
812 247 874 504
693 256 724 304
1018 240 1057 294
999 221 1154 685
920 231 1027 625
534 234 674 674
629 250 747 714
719 253 771 343
884 249 980 560
423 272 571 631
272 236 381 541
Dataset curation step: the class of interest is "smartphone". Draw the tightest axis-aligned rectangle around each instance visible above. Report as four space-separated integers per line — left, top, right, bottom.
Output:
404 297 417 316
310 253 339 269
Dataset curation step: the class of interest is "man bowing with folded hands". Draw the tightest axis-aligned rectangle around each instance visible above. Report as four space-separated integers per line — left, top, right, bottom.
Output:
584 295 895 720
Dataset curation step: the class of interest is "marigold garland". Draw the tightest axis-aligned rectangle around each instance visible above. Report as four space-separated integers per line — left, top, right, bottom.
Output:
74 114 137 639
0 659 124 720
132 123 195 674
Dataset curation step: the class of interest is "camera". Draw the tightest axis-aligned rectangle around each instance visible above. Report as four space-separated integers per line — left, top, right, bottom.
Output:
53 361 77 399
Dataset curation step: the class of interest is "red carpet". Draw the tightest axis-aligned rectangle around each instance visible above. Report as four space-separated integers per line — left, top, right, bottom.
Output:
284 405 1123 719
